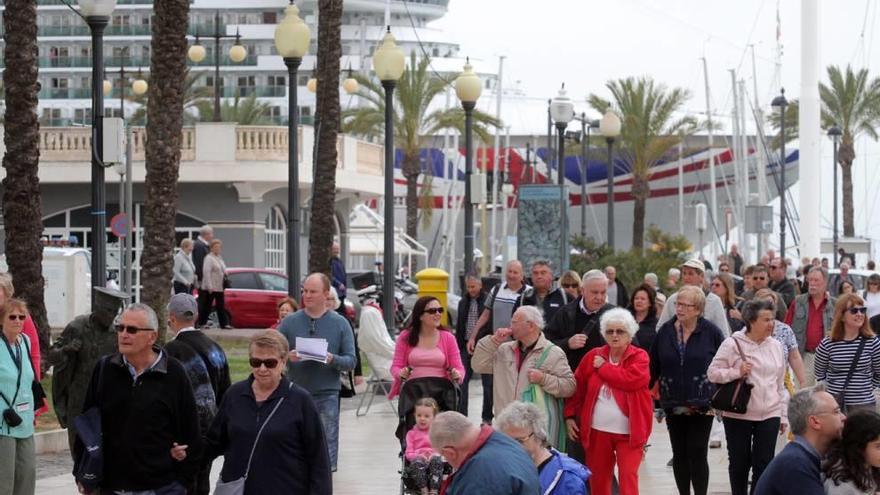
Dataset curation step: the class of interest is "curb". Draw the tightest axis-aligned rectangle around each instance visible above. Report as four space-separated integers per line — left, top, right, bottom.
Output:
35 428 69 455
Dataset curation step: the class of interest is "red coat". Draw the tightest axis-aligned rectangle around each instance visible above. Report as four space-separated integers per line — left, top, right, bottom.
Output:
563 344 653 449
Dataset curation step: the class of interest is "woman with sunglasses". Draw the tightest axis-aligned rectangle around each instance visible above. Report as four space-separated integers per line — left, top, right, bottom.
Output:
863 273 880 319
563 308 652 495
814 293 880 413
0 299 36 495
204 330 332 494
388 296 465 400
559 271 582 300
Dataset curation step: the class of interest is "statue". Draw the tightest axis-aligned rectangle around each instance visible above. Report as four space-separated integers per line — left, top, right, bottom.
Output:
49 287 129 450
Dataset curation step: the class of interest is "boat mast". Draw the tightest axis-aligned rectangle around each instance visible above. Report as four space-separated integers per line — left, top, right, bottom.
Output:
799 0 821 258
491 56 504 264
739 79 750 258
730 70 745 256
701 57 719 258
751 45 768 257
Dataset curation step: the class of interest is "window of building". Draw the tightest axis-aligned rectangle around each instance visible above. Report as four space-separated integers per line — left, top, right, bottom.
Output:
267 75 285 87
112 14 131 26
265 206 286 272
51 78 69 89
262 12 277 24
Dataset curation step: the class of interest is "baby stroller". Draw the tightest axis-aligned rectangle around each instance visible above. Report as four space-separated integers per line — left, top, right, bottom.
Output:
396 377 460 495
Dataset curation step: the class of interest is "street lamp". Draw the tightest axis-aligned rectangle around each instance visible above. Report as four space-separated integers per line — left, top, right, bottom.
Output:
373 26 405 330
550 84 574 271
188 11 248 122
828 123 843 267
771 88 788 259
274 0 310 300
599 110 621 250
79 0 116 304
455 57 482 282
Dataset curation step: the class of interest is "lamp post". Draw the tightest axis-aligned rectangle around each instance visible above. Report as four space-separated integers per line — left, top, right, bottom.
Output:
188 10 247 122
79 0 116 304
771 89 788 259
455 58 482 281
828 124 842 267
373 26 405 330
550 84 574 271
274 1 310 300
599 110 621 250
103 59 147 294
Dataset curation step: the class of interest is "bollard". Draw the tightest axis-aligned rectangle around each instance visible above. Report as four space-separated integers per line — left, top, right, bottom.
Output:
415 268 450 326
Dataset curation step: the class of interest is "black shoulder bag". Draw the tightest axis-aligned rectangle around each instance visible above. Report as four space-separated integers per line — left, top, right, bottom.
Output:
710 338 753 414
833 337 867 414
73 356 109 492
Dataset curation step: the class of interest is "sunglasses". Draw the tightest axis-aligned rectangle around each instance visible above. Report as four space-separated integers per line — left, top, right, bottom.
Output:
561 283 579 289
848 306 868 315
604 329 628 336
6 314 26 321
425 307 445 315
249 357 280 369
114 324 155 334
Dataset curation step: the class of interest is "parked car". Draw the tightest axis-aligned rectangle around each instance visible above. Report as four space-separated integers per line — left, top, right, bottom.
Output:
201 268 355 329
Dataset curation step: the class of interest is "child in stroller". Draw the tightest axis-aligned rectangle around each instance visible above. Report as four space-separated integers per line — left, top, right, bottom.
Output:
397 377 459 495
403 398 446 494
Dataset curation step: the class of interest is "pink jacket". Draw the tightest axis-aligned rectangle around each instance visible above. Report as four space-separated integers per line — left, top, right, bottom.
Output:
707 330 788 423
405 425 435 461
388 328 465 399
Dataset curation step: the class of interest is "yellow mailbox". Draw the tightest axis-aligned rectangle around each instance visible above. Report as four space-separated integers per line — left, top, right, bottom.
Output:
415 268 450 326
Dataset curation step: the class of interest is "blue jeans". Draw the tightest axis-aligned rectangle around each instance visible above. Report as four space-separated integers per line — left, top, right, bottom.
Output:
313 393 340 471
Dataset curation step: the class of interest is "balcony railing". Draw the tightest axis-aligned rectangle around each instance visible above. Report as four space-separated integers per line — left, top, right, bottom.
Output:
37 56 151 69
188 54 258 67
39 87 92 99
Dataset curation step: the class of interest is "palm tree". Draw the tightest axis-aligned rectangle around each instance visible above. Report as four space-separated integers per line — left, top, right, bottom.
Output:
343 52 501 243
2 0 50 358
141 0 191 340
768 65 880 237
307 0 343 276
128 68 211 125
589 77 697 251
194 93 271 124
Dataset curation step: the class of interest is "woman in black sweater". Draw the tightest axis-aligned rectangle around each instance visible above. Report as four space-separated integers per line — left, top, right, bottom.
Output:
629 283 658 351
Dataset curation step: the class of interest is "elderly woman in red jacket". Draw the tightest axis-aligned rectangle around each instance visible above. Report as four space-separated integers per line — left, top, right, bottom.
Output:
563 307 653 495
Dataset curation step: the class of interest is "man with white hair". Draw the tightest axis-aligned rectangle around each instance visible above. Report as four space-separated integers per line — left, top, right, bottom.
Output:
472 306 575 439
643 272 659 290
665 267 681 293
656 259 731 336
828 261 856 297
429 411 540 495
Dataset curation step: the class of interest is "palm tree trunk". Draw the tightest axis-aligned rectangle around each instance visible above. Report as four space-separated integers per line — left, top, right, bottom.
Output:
402 152 420 244
142 0 190 341
2 0 49 360
307 0 343 275
631 174 650 251
840 139 855 237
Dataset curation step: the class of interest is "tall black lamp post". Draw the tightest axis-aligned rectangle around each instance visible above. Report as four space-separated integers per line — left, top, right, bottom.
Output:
373 27 405 330
599 110 621 250
274 1 310 299
550 84 574 271
79 0 116 304
828 124 843 267
771 89 788 259
188 11 247 122
455 59 482 279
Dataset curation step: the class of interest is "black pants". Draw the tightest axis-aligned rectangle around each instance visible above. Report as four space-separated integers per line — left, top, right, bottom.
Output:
723 416 780 495
666 413 714 495
173 282 191 294
480 373 494 423
197 291 228 327
458 348 473 416
194 460 212 495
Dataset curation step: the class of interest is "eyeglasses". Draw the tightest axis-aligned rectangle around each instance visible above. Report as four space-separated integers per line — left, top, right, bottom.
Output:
114 324 155 334
6 314 26 321
675 302 697 309
753 276 767 281
309 318 317 336
561 283 579 289
814 407 843 416
513 432 534 445
604 329 628 336
848 306 868 315
425 307 445 315
249 357 280 369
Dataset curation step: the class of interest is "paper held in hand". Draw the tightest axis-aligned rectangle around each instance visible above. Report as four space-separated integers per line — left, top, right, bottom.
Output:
295 337 329 363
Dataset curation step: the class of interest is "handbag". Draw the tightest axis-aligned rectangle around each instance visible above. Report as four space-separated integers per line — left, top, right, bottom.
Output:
21 337 46 408
521 345 566 451
73 357 108 492
833 336 867 414
214 383 291 495
710 338 753 414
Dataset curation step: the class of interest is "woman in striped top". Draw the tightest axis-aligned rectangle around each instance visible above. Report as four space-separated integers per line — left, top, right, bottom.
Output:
813 293 880 412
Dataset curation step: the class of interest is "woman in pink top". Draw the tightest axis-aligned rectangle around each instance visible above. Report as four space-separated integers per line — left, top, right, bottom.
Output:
708 299 787 495
389 296 465 399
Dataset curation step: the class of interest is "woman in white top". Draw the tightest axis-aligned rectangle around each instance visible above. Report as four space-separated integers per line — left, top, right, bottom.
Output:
172 238 196 294
863 274 880 319
200 239 230 329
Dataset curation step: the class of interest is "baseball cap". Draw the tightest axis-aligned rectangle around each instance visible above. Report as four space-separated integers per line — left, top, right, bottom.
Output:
680 259 705 273
168 293 198 317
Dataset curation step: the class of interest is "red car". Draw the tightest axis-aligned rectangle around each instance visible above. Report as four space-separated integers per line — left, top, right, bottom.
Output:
201 268 355 329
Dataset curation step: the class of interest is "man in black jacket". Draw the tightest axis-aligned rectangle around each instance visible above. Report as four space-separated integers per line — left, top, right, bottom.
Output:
192 225 214 326
520 260 569 323
456 275 486 417
164 293 231 495
75 303 201 495
768 258 796 309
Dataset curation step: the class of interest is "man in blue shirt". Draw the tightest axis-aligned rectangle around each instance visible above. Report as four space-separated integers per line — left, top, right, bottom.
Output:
754 384 845 495
279 272 356 472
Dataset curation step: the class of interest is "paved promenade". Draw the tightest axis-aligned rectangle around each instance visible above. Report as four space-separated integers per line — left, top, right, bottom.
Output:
37 380 779 494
